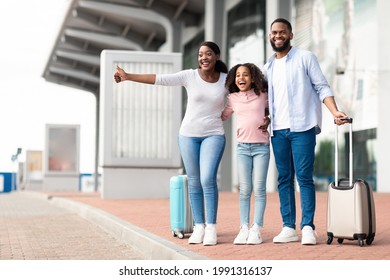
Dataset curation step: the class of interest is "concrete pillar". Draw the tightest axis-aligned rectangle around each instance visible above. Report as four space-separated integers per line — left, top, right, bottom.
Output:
205 0 225 46
264 0 294 192
171 20 183 52
377 0 390 192
204 0 232 191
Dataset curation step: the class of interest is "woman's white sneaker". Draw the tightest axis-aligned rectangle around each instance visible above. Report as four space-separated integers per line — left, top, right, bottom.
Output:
188 224 205 244
203 224 217 246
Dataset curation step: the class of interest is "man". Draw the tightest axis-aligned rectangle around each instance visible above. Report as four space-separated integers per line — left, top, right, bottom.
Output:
263 18 348 245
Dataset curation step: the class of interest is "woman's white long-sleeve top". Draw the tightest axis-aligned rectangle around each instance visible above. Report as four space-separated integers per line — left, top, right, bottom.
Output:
155 69 227 137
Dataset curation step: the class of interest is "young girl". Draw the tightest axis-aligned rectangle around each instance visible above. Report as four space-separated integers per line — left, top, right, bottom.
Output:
222 63 270 245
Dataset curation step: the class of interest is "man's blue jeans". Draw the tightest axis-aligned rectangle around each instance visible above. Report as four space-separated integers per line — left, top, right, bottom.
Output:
178 134 225 224
271 127 316 230
236 142 270 227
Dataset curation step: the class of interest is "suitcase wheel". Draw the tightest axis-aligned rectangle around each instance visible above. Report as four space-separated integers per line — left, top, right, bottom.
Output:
172 229 184 239
337 238 344 244
358 238 364 247
366 235 374 245
326 233 333 245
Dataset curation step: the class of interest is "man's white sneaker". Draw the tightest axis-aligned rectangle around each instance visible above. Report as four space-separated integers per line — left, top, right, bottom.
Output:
233 225 249 245
247 225 263 245
301 226 317 245
188 224 205 244
203 224 217 246
273 227 299 243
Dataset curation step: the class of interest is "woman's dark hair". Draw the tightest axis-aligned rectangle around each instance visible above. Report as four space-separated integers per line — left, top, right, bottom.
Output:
271 18 292 32
225 63 268 95
199 41 228 73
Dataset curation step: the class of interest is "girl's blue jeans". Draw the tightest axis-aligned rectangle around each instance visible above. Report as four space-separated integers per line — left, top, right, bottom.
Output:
236 142 270 227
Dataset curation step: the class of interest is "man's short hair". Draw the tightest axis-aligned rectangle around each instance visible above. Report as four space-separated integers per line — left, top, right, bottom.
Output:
270 18 292 32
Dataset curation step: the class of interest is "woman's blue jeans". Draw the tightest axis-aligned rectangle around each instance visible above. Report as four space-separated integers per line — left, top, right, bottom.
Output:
178 134 226 224
236 143 270 227
271 128 316 230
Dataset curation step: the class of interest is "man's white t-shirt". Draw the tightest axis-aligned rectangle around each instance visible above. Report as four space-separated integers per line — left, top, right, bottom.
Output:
272 56 290 130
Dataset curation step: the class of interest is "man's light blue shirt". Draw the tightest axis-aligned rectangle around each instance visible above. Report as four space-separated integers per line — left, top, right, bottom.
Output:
263 47 333 135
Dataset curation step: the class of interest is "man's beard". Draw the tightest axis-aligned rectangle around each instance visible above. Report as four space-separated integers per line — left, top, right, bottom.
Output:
270 39 290 52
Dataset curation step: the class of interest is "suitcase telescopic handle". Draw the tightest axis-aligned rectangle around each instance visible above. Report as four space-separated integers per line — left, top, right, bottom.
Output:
335 117 353 187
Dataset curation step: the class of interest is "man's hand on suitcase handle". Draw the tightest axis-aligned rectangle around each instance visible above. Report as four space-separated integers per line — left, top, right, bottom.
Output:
334 117 352 125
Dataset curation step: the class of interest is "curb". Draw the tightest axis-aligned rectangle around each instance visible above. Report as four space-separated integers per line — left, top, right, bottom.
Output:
22 191 208 260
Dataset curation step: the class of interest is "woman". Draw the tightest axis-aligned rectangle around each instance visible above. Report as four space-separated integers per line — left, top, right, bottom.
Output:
114 41 228 246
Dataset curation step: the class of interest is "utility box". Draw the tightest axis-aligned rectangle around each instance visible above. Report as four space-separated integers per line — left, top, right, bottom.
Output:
43 124 80 191
99 50 183 199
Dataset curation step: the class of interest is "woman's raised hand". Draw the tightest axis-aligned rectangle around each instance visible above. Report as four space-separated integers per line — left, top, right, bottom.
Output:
114 65 126 83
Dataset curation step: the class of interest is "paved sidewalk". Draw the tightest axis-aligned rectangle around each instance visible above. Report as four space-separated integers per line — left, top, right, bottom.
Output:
0 192 145 260
1 190 389 260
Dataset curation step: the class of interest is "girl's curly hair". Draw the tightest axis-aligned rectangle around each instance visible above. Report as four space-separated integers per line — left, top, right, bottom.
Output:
225 63 268 95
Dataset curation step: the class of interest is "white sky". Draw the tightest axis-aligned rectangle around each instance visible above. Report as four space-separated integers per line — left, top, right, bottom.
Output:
0 0 96 173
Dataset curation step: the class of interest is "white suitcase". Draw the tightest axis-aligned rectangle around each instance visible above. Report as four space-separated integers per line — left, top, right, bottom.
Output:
326 118 376 246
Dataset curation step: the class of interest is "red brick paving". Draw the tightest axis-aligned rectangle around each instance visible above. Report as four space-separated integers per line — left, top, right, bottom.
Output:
49 191 390 260
0 192 145 260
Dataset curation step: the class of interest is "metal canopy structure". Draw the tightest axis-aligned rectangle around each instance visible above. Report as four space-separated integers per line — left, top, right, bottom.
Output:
42 0 205 95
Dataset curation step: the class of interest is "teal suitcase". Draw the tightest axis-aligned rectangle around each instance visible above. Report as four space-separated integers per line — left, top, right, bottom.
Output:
169 175 193 239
